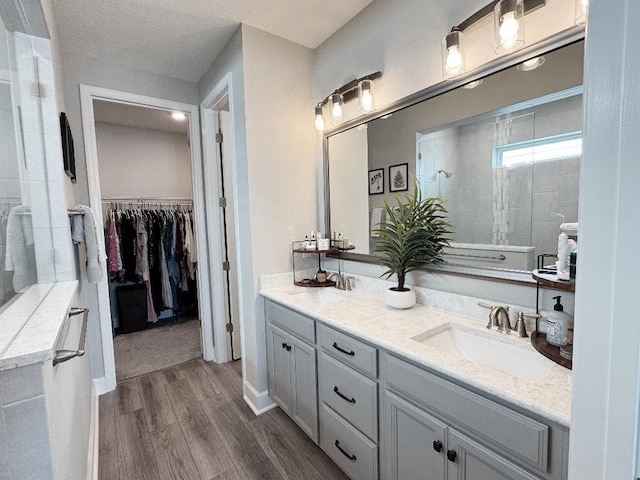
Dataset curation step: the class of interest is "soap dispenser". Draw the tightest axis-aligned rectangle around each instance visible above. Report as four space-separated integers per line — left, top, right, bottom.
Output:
545 296 573 346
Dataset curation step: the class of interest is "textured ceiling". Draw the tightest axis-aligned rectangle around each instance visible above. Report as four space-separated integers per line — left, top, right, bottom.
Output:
93 100 189 135
51 0 373 82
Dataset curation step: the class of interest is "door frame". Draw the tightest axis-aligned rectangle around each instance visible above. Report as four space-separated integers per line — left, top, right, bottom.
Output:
200 73 246 368
80 84 214 393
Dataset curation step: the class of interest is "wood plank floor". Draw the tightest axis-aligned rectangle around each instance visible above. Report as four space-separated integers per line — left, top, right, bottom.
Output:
99 359 349 480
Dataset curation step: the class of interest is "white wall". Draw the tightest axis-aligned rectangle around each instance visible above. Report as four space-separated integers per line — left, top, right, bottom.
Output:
198 25 316 410
569 0 640 477
242 25 316 406
61 51 199 380
95 122 192 199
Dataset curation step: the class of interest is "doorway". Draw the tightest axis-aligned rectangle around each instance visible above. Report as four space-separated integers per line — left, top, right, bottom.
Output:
80 86 214 393
93 99 202 381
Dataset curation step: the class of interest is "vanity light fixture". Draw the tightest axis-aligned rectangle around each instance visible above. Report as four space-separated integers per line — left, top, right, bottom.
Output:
313 71 382 131
358 80 374 112
494 0 525 53
443 27 466 79
314 104 325 131
442 0 546 79
330 92 344 122
171 111 186 121
516 56 545 71
575 0 588 24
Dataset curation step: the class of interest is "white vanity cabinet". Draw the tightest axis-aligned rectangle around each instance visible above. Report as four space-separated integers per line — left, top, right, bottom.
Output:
263 298 570 480
318 323 380 480
382 353 569 480
265 301 318 442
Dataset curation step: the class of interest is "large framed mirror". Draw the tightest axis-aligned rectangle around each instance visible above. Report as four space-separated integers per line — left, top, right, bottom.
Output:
325 28 584 280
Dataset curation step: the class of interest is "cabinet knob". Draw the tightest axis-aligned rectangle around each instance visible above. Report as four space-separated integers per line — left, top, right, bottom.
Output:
433 440 443 452
281 342 287 349
447 449 457 462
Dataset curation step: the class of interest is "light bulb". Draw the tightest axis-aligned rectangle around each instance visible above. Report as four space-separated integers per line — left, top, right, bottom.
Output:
331 103 342 119
360 90 373 112
171 111 186 121
446 46 463 74
499 12 520 49
330 93 344 121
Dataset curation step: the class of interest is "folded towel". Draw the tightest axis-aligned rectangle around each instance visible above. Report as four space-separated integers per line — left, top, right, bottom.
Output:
371 208 384 237
5 205 36 293
73 205 105 283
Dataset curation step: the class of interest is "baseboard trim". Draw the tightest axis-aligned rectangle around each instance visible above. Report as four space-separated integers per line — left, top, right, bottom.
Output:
86 383 99 480
243 381 276 415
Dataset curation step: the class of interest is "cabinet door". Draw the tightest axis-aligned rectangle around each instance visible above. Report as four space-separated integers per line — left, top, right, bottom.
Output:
446 429 542 480
383 390 447 480
266 324 292 415
290 335 318 442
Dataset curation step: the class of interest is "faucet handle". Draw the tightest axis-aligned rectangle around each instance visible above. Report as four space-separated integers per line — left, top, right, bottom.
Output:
344 276 355 291
477 301 494 310
516 311 541 338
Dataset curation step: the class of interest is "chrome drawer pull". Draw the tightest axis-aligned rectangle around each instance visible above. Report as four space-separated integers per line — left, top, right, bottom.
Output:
333 386 356 404
332 342 355 356
335 440 357 461
53 307 89 366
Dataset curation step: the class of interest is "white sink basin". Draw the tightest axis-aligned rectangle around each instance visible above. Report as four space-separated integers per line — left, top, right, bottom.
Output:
413 324 555 382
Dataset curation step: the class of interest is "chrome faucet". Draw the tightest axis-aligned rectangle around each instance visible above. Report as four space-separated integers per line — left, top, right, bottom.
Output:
327 273 355 291
478 302 511 333
327 272 345 290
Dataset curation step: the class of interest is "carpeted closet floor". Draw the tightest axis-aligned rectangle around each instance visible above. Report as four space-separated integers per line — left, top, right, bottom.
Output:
114 318 201 381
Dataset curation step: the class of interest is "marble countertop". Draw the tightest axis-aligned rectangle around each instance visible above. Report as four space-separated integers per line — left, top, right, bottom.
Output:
260 285 572 427
0 281 78 371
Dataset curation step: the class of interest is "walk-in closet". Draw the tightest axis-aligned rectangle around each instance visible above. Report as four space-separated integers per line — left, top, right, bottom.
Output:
93 99 202 381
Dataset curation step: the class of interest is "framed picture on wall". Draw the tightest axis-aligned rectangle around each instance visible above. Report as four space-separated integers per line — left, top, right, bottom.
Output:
389 163 408 192
368 168 384 195
60 112 76 183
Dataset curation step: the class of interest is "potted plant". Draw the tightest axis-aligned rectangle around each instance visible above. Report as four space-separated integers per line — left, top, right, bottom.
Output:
375 179 452 309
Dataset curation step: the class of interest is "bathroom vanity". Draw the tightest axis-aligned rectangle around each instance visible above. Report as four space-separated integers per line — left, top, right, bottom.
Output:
261 284 571 480
0 281 94 480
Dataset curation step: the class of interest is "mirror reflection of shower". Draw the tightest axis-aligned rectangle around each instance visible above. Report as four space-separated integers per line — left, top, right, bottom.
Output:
437 170 453 197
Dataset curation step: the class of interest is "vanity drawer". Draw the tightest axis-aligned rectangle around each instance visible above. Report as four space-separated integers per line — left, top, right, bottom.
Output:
266 300 315 344
383 353 549 473
321 403 378 480
320 352 378 441
318 323 377 377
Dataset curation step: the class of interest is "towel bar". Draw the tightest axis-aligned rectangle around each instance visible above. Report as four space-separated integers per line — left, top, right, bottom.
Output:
53 307 89 366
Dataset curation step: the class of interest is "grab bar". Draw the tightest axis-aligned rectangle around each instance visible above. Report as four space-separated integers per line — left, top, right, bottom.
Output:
53 307 89 366
446 252 506 261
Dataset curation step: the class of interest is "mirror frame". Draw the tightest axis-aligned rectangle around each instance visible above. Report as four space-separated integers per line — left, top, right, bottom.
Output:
323 25 585 284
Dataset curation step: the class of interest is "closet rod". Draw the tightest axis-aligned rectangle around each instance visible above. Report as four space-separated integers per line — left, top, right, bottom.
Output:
102 197 192 202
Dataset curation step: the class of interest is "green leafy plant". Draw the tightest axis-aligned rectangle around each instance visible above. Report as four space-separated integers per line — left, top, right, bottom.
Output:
375 179 452 291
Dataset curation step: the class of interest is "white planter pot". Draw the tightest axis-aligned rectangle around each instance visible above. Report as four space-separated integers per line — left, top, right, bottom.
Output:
385 288 416 309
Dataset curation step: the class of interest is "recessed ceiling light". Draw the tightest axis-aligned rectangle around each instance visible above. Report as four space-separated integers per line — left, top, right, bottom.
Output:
171 111 187 121
517 56 546 71
462 79 483 89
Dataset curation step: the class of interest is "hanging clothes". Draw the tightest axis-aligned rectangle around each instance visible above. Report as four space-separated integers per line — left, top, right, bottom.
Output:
103 201 197 323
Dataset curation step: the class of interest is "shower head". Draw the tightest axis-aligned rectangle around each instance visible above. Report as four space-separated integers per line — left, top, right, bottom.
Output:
437 170 453 178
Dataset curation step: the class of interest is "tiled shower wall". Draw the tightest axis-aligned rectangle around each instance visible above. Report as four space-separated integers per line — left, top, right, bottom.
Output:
422 94 582 258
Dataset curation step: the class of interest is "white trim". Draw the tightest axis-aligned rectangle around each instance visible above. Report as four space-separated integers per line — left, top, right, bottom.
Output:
243 380 277 415
80 85 214 392
201 74 247 369
86 382 99 480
